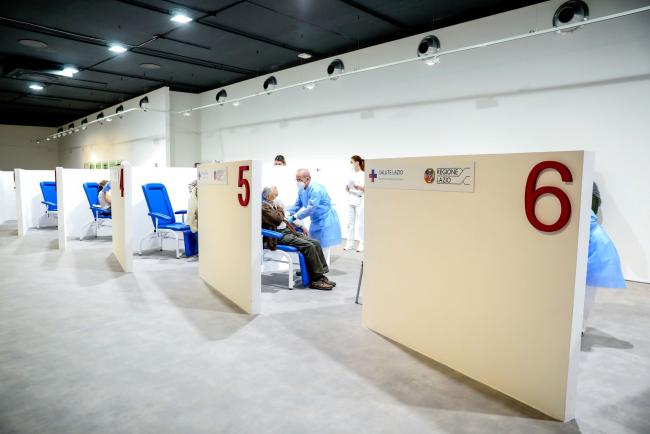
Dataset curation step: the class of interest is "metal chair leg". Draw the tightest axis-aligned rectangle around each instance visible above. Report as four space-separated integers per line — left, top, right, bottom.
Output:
355 260 364 305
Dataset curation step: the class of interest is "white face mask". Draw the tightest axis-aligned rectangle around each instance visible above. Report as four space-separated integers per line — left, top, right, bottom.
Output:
297 181 305 191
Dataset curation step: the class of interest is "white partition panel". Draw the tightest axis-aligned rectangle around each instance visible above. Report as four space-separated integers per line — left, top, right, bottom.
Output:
0 171 16 224
363 151 593 421
198 161 261 314
56 168 110 250
14 169 56 236
111 163 197 272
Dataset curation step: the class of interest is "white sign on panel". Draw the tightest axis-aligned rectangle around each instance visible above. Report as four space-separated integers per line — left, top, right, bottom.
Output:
367 161 475 192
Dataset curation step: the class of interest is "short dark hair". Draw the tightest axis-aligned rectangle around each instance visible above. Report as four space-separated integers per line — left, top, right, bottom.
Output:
274 155 286 164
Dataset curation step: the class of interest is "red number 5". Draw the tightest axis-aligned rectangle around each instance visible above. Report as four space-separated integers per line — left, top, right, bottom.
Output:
525 161 573 232
238 165 250 207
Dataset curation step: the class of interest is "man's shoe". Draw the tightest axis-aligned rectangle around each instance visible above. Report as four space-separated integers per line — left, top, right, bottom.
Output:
309 280 334 290
320 276 336 287
356 244 364 252
344 243 355 251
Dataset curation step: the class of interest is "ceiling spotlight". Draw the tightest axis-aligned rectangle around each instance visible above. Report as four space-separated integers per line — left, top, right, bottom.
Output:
75 128 80 132
139 96 150 110
37 140 41 144
29 83 44 91
170 12 192 24
263 76 278 93
116 105 124 119
46 137 51 141
57 127 63 134
232 101 240 107
327 59 344 79
19 39 48 48
81 118 88 130
182 111 191 117
303 82 316 91
97 113 104 125
298 52 312 60
106 116 113 122
417 35 441 60
68 123 74 132
216 89 228 105
553 0 589 33
108 43 128 53
56 66 79 77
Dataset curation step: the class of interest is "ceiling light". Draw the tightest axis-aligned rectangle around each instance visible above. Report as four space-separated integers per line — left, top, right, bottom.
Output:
170 13 192 24
232 101 240 107
106 116 113 122
108 43 127 54
68 123 74 131
74 128 80 132
140 63 161 70
81 119 88 130
303 82 316 90
298 53 312 60
182 111 191 117
46 137 50 141
97 113 104 124
417 35 441 60
29 83 44 90
139 96 149 110
327 59 344 80
425 56 440 66
19 39 48 48
56 66 79 77
216 89 228 105
116 105 124 119
553 0 589 33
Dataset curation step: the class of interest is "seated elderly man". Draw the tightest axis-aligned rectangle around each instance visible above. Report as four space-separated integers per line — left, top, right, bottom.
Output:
262 186 336 290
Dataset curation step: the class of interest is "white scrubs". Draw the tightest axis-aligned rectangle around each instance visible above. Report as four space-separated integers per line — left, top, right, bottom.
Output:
345 170 365 251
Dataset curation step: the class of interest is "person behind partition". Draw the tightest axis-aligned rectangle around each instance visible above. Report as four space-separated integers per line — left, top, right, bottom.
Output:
97 180 111 209
344 155 365 252
274 155 286 166
584 211 626 332
262 186 335 290
288 169 341 263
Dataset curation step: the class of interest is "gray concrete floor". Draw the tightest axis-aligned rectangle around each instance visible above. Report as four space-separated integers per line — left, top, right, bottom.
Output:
0 221 648 434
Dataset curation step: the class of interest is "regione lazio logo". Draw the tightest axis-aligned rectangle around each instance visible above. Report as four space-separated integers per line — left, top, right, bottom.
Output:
424 168 435 184
369 169 378 182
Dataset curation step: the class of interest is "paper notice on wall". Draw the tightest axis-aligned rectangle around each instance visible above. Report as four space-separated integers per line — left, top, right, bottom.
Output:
198 167 228 185
366 160 475 192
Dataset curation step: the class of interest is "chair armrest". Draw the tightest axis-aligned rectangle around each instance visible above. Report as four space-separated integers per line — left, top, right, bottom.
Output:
262 229 284 239
42 201 57 207
91 204 103 209
148 212 172 221
175 210 187 215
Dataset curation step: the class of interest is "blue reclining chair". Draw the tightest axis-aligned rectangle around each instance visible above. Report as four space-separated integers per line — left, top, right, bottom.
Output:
262 229 310 289
80 182 112 240
38 181 58 227
140 183 197 258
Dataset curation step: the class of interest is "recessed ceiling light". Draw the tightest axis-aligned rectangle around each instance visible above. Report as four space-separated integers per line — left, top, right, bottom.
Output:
170 13 192 24
29 83 44 90
19 39 48 48
55 66 79 77
108 43 127 53
140 63 161 70
298 52 312 59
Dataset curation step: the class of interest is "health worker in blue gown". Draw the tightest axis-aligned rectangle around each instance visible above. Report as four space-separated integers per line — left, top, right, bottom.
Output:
583 211 626 331
287 169 342 252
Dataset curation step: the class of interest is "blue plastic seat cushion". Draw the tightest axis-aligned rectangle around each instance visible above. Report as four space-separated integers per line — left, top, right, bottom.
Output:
158 222 190 231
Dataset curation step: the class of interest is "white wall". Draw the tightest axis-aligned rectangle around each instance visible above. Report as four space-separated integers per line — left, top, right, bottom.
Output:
170 91 201 167
14 169 56 236
0 124 57 170
199 0 650 283
0 171 17 223
58 87 170 168
56 168 110 249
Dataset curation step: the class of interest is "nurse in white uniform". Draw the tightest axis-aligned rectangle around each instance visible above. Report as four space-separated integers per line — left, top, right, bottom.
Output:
345 155 365 252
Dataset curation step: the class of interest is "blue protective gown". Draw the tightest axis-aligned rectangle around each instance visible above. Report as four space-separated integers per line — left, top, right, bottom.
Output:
289 182 342 248
587 212 626 288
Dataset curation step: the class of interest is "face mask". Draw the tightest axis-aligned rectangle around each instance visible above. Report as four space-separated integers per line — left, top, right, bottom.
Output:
297 181 305 191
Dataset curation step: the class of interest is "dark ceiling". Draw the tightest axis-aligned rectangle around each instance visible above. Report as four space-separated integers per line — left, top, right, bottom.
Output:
0 0 544 127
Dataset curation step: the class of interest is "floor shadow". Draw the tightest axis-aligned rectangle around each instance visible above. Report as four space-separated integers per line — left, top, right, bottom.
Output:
270 303 554 421
581 327 634 352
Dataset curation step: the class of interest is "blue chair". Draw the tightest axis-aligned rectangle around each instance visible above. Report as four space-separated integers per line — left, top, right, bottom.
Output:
140 183 195 258
80 182 112 240
262 229 310 289
38 181 58 227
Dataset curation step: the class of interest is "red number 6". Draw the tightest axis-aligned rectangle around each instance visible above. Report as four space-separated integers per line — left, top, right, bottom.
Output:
525 161 573 232
237 165 250 207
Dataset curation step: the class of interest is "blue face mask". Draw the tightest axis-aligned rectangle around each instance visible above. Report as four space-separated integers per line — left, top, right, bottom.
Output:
297 181 305 191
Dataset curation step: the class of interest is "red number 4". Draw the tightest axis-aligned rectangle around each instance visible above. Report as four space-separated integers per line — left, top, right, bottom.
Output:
238 165 250 207
525 161 573 233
